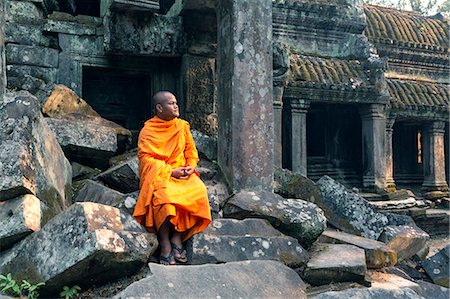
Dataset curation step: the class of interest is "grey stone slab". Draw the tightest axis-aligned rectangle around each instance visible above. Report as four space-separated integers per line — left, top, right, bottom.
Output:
6 0 44 22
304 243 367 286
6 44 58 68
0 202 157 296
0 194 42 251
415 280 449 299
5 22 50 47
369 198 417 210
319 229 397 269
0 0 4 100
222 190 327 248
117 191 139 215
43 19 97 35
71 162 102 181
0 91 72 214
190 218 309 267
422 244 449 288
6 64 57 82
74 179 124 207
205 180 228 216
111 0 160 11
114 260 307 299
274 166 323 202
379 225 430 262
191 129 217 161
95 156 140 193
317 175 389 240
46 117 118 169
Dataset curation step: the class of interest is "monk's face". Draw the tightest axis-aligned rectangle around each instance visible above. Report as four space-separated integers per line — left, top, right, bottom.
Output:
156 93 179 120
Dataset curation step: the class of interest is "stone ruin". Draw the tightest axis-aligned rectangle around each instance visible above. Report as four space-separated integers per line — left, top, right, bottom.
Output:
0 0 449 297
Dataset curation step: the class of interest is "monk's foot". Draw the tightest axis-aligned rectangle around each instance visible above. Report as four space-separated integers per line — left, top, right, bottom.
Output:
159 250 176 265
171 242 188 263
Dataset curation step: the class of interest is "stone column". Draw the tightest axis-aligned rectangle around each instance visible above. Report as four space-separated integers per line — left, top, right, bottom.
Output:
273 85 284 168
217 0 273 192
0 0 5 101
422 121 449 193
385 117 396 191
290 99 309 176
360 104 386 190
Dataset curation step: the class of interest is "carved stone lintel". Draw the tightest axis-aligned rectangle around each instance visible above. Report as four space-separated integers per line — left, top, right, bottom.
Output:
290 99 310 113
359 104 386 120
424 121 446 134
111 0 160 12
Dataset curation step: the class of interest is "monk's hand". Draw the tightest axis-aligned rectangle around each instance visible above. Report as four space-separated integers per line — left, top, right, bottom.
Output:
184 166 194 176
172 167 187 179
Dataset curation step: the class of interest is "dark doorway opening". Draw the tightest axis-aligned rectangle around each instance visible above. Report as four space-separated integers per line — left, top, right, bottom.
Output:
306 104 362 187
58 0 101 17
393 122 423 184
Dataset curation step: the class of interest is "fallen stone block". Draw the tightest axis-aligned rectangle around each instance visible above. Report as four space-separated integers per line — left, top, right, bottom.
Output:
41 84 100 117
46 117 119 169
415 280 449 299
422 244 449 288
369 197 417 210
0 202 157 296
205 180 228 216
114 260 307 299
318 229 397 269
222 190 327 248
117 191 139 215
316 175 388 240
74 179 124 207
190 218 309 268
378 225 430 262
303 243 367 286
6 44 58 68
72 162 101 181
274 167 323 203
0 91 72 214
191 129 217 161
0 194 43 251
95 156 140 193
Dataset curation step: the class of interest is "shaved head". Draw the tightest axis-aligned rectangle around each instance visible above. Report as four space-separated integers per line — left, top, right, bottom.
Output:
153 91 179 120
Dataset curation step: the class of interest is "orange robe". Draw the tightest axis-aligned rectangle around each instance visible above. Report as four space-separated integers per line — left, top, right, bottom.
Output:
133 116 211 241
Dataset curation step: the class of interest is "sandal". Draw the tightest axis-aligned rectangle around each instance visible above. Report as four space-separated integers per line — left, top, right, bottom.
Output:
171 242 188 263
159 250 176 265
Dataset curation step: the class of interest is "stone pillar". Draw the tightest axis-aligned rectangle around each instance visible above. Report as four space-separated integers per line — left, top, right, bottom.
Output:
422 121 449 193
360 104 386 190
290 99 309 176
385 117 396 191
273 85 283 168
217 0 273 192
0 0 5 101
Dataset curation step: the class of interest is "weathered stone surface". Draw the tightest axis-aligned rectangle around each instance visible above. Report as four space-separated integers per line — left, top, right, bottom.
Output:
105 12 184 55
304 243 367 286
422 244 449 288
0 91 72 213
72 162 101 181
74 180 125 206
191 129 217 161
5 22 50 47
311 272 427 298
205 180 228 217
0 0 4 100
183 55 217 137
384 212 416 227
6 44 58 68
6 0 44 22
42 84 100 117
43 19 97 35
222 190 327 248
95 156 140 193
114 260 307 299
0 202 157 295
109 149 137 168
45 117 118 169
197 159 220 181
190 218 309 267
0 195 42 251
379 225 430 262
369 197 417 210
274 166 323 202
6 64 57 83
217 0 274 192
319 229 397 269
117 191 139 215
415 280 449 299
317 176 389 239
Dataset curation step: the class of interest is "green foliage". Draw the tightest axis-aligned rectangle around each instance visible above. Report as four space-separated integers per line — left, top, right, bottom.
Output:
0 273 45 298
59 285 81 299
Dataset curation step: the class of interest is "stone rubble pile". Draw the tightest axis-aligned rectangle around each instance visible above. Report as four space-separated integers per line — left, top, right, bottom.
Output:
0 86 448 297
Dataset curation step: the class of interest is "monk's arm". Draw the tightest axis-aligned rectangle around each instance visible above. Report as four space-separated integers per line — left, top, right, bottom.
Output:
184 124 199 168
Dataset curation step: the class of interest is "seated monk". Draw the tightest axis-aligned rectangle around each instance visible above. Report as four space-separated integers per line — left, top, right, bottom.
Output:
133 91 212 265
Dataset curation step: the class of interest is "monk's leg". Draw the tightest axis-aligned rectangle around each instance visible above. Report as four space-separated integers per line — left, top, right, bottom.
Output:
171 231 187 262
158 217 175 265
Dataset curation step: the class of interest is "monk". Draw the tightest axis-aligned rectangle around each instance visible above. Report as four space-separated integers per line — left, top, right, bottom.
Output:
133 91 211 265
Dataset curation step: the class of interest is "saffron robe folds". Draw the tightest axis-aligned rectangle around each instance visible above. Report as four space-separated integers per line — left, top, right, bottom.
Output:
133 116 211 241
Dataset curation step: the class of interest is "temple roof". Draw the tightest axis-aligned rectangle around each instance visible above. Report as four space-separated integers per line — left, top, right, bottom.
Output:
363 5 449 53
388 79 449 112
288 54 374 90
